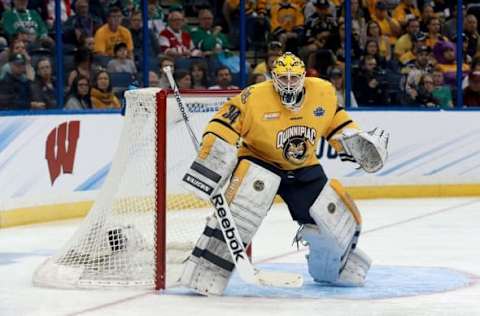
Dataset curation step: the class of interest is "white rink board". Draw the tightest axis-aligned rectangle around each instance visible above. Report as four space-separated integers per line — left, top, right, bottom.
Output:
0 114 123 212
0 97 480 214
321 111 480 185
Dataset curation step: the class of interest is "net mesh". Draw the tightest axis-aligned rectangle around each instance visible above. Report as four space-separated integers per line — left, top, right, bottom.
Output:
33 88 233 289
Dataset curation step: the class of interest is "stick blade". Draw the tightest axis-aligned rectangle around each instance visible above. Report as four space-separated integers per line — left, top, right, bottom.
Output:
254 269 304 288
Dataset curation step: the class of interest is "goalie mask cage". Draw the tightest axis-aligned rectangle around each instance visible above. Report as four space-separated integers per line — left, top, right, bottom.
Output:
33 88 239 290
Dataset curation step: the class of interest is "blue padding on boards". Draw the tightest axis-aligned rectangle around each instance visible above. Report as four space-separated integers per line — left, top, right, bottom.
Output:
169 263 476 299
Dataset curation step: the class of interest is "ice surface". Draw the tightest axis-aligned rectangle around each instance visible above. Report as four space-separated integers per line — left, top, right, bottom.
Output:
1 198 480 316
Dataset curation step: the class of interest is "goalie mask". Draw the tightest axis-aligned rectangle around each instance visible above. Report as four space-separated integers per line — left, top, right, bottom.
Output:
271 52 306 111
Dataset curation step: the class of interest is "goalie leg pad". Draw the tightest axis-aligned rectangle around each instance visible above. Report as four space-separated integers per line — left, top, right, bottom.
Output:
301 179 368 285
336 247 371 286
181 159 281 295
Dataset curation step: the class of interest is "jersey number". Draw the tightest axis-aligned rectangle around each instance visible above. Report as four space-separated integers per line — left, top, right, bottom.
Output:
222 105 241 124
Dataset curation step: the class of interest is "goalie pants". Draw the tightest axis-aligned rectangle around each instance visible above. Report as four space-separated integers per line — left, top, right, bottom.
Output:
240 157 328 225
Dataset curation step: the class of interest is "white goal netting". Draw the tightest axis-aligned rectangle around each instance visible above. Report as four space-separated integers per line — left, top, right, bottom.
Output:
33 88 235 289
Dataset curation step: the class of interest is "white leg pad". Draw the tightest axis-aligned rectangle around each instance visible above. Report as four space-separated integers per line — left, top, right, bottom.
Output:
302 179 369 286
180 160 281 295
336 248 371 286
300 224 346 283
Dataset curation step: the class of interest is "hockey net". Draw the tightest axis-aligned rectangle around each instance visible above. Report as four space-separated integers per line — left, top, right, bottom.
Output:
33 88 238 290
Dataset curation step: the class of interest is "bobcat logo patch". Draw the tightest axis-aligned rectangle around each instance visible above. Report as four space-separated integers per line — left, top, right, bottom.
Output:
276 126 317 165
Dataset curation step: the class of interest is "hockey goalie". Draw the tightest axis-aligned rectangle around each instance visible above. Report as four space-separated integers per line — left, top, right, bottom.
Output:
180 52 389 295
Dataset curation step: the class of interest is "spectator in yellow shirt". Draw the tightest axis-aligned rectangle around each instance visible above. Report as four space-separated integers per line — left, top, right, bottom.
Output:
371 1 401 45
392 0 421 27
94 6 133 58
394 17 420 58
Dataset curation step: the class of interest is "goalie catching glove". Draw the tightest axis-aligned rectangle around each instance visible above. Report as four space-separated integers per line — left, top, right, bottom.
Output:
182 134 238 200
334 128 389 173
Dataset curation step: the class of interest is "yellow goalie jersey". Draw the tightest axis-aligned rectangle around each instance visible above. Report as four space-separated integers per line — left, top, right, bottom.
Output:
203 77 359 171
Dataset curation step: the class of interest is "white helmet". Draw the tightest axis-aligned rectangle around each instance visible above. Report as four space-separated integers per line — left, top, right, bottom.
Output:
271 52 306 111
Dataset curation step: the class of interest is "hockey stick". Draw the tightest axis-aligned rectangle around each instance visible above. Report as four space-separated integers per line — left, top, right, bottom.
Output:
162 66 200 151
163 66 303 288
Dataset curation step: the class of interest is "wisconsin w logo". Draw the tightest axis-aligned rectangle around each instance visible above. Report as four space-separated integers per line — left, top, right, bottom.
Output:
45 121 80 185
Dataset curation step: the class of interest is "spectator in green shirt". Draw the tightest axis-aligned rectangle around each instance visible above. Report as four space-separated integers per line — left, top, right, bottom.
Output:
432 69 453 109
1 0 51 46
189 8 230 56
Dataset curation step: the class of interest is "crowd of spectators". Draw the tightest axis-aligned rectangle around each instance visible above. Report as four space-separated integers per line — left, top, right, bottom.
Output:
0 0 478 110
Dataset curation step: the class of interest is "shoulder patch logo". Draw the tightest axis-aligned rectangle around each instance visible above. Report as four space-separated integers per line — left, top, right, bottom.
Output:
263 112 280 120
241 86 253 104
313 106 325 117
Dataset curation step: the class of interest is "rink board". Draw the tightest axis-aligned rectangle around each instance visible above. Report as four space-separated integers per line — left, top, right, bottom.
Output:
1 104 480 227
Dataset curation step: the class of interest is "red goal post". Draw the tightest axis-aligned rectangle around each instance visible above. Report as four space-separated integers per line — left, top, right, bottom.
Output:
155 89 241 290
33 88 241 290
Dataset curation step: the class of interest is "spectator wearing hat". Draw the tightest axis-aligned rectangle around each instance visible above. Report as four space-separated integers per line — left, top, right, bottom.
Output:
394 17 420 59
371 1 401 45
404 45 433 101
0 37 34 81
30 57 56 109
392 0 421 27
464 71 480 107
301 0 336 59
399 31 427 66
94 6 134 58
107 42 137 74
0 53 32 110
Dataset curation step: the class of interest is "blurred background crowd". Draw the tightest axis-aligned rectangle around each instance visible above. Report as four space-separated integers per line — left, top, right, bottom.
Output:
0 0 479 110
